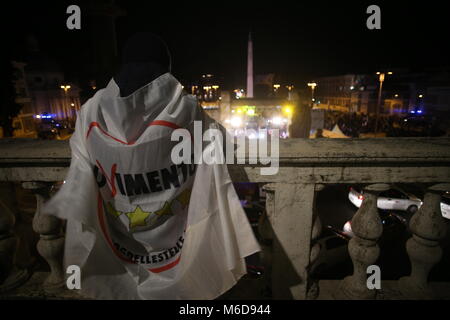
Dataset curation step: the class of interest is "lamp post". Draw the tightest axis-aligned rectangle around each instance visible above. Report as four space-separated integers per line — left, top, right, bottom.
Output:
286 85 294 100
307 82 317 107
375 72 392 134
60 85 71 120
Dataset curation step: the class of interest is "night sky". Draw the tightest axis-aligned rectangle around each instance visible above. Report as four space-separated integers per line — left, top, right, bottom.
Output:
4 1 450 89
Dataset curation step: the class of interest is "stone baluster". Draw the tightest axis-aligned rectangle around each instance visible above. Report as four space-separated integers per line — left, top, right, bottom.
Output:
335 183 390 299
306 183 324 300
22 182 65 293
0 183 29 293
399 183 449 299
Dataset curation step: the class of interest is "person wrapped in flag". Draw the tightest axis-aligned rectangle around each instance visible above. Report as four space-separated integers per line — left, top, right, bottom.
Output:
43 33 260 299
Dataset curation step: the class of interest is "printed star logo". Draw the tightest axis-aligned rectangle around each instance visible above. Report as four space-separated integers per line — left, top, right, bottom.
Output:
153 202 172 216
126 206 151 228
106 202 122 218
104 189 191 229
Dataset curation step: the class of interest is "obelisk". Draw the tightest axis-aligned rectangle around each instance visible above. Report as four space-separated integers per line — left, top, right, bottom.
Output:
246 32 254 98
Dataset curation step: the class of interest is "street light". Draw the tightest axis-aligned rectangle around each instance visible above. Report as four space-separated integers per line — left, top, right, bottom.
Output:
307 82 317 104
60 85 71 92
60 85 72 120
375 72 393 134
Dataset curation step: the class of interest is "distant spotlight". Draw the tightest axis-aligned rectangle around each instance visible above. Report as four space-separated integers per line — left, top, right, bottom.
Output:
282 106 293 115
230 117 242 128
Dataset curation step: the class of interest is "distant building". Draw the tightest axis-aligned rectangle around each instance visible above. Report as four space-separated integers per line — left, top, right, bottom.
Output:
12 61 32 114
12 36 82 127
314 70 450 117
23 55 81 124
186 74 222 121
314 74 379 114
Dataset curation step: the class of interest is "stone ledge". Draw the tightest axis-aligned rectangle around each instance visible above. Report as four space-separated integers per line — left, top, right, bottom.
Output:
317 280 450 300
0 272 88 300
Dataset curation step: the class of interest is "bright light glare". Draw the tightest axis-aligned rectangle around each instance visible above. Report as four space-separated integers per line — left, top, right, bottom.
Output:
283 106 292 115
272 117 283 125
230 117 242 128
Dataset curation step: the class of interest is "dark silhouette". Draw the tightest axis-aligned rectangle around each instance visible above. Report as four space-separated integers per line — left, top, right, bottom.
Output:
114 33 171 97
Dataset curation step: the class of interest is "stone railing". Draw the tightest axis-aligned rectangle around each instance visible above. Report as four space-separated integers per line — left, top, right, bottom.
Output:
0 138 449 299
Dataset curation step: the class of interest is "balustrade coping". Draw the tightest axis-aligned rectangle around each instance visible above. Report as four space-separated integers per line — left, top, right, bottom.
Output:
0 137 449 184
0 137 449 163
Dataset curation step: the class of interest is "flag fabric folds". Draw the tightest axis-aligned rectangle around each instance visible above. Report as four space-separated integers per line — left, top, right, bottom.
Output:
43 73 260 299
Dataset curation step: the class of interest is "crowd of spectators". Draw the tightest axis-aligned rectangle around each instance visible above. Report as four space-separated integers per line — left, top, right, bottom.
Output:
324 111 447 137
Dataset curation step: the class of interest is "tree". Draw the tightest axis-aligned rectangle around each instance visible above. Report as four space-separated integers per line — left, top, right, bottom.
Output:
0 60 22 137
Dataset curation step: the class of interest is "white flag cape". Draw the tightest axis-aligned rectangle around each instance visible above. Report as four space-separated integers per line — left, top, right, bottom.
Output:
43 73 260 300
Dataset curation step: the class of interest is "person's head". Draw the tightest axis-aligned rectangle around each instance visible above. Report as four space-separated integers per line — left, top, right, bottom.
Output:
114 32 171 97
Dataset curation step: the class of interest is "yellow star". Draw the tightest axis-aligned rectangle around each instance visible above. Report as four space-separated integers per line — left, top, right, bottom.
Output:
126 206 151 228
153 201 172 216
106 202 123 218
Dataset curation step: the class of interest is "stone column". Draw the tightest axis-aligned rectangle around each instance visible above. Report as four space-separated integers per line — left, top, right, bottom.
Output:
266 183 316 299
335 183 389 299
22 182 65 293
0 183 29 293
398 183 449 299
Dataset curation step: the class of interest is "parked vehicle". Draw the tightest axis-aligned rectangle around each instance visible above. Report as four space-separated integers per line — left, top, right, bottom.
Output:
12 113 38 138
312 211 408 277
442 192 450 220
349 186 422 214
37 116 65 140
349 186 449 219
343 211 408 239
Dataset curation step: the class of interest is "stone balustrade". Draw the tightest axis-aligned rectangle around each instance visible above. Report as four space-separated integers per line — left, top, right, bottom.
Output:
0 137 449 299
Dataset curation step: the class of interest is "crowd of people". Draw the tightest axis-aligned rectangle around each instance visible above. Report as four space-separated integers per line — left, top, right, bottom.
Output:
324 111 448 138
